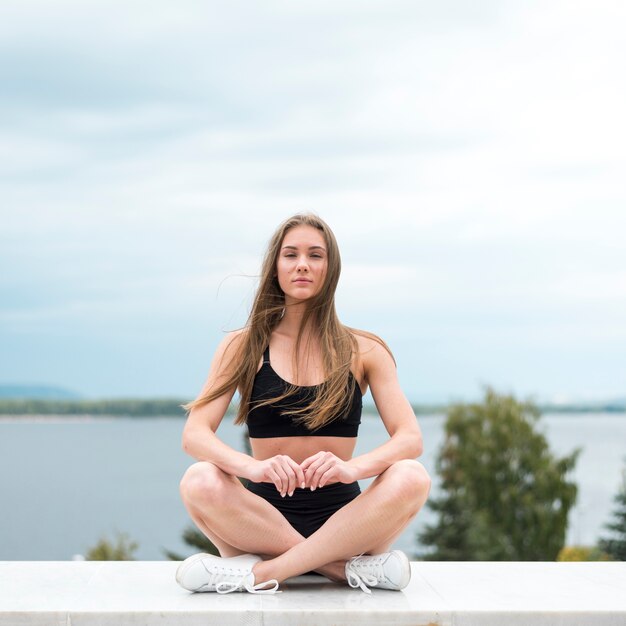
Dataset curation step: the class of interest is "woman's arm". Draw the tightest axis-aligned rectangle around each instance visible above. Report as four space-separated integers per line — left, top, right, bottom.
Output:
345 336 423 480
303 335 423 488
182 332 305 495
182 331 253 475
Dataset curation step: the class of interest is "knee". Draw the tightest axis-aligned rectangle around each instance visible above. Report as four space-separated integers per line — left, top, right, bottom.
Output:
384 459 431 512
179 461 230 508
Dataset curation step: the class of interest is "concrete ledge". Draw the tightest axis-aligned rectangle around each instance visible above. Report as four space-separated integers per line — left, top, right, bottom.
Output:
1 561 625 625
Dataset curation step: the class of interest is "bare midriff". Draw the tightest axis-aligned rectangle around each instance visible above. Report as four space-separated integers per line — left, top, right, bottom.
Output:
250 436 357 465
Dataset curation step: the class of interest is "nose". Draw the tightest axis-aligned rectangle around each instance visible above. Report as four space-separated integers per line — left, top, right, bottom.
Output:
296 255 309 272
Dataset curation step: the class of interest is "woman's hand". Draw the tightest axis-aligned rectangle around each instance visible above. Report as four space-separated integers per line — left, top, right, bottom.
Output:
246 455 306 497
300 451 359 490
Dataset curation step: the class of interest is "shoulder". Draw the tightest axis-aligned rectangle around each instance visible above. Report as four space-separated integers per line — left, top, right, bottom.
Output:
347 327 396 372
348 327 394 356
212 328 248 365
220 328 247 347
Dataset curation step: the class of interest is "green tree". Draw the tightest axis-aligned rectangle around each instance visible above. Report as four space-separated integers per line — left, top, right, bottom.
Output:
418 386 580 560
85 531 138 560
597 464 626 561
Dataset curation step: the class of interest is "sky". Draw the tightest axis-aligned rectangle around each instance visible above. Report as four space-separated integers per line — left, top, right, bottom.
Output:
1 0 625 404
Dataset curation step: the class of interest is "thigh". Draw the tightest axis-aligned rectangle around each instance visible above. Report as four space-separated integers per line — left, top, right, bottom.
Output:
181 463 304 557
360 460 431 554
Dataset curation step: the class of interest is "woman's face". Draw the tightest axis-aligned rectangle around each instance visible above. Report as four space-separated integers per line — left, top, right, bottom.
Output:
276 225 328 302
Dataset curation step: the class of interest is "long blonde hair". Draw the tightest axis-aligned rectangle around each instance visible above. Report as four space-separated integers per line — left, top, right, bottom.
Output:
183 213 393 431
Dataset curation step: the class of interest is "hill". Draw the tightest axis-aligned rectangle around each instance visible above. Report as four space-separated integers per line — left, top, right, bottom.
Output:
0 385 81 400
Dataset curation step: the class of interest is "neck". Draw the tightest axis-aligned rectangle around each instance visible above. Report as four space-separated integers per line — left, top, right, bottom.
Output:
277 297 316 340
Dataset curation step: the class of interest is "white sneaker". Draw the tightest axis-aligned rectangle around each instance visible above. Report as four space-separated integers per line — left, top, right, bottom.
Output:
345 550 411 593
176 553 279 594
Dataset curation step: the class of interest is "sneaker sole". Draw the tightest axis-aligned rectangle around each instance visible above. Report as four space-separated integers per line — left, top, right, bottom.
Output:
389 550 411 590
176 552 212 588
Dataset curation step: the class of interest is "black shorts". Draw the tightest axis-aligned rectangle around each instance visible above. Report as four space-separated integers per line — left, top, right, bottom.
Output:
246 480 361 538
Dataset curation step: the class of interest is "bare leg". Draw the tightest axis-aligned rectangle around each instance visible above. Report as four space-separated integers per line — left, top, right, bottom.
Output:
180 462 347 581
251 459 431 585
181 459 430 585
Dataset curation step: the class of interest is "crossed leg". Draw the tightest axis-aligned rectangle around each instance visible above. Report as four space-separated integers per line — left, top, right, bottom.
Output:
179 458 431 585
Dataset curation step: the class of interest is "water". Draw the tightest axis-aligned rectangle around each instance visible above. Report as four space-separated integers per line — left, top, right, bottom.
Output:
0 413 624 560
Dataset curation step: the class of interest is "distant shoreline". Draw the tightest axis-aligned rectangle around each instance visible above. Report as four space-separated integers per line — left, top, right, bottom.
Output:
0 398 624 418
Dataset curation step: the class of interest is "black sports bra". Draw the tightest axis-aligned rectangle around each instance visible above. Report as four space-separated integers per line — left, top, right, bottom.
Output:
246 346 362 438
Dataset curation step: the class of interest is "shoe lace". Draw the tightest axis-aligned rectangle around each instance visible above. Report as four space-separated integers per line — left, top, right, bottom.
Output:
346 553 385 594
213 570 279 595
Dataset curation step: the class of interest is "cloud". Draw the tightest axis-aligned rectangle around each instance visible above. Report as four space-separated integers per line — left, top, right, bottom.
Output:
1 0 625 398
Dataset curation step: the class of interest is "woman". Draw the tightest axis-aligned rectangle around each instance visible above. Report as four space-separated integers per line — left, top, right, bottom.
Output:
176 214 431 594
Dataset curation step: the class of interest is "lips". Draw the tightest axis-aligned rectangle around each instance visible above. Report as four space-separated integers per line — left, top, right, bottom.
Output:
293 279 312 283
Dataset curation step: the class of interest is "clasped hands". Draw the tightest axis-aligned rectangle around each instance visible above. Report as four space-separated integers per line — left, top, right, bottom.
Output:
248 450 358 497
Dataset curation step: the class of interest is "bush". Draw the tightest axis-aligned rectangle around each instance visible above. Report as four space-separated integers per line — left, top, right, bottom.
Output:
597 464 626 561
85 531 138 561
418 386 580 560
557 545 612 561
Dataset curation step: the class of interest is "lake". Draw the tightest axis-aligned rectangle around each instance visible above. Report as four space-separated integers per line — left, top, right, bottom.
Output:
0 413 624 560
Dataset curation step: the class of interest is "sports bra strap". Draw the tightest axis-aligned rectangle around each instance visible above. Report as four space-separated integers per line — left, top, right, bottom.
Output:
263 346 271 364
